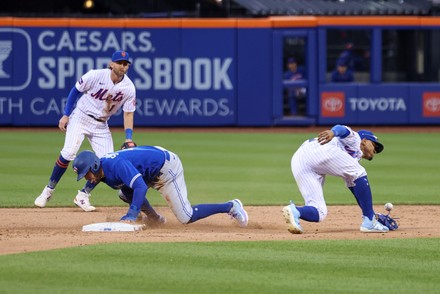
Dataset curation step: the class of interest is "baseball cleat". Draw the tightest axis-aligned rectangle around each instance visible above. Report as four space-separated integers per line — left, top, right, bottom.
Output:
229 199 249 227
360 216 389 233
34 186 55 208
282 201 303 234
74 190 96 212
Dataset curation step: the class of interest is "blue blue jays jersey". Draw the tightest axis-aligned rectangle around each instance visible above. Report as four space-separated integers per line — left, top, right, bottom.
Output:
100 146 166 190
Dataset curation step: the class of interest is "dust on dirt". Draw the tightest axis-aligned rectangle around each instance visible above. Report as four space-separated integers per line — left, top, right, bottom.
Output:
1 205 438 255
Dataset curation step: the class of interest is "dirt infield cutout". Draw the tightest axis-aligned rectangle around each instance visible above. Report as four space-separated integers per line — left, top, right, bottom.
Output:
1 205 439 255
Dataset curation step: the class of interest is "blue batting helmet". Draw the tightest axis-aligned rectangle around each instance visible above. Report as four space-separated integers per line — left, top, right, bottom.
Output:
72 150 101 181
358 130 384 153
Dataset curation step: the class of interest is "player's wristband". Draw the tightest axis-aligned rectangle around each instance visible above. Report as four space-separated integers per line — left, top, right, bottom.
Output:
125 128 133 140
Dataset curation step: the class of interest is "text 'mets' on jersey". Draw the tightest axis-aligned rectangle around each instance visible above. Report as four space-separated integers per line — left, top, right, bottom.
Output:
75 68 136 121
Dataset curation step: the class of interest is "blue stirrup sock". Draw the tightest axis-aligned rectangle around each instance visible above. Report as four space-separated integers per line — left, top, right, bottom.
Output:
82 181 98 194
48 155 70 188
351 176 375 220
297 206 320 222
189 202 233 223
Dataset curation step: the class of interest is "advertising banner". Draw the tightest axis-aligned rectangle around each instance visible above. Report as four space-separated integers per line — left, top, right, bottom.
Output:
319 84 440 125
0 25 239 126
409 85 440 124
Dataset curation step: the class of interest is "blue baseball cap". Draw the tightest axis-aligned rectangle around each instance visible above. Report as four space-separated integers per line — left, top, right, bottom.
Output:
112 50 131 64
288 57 297 64
358 130 384 153
72 150 101 181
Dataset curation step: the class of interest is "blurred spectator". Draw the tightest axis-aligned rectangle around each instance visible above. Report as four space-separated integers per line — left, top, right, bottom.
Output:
331 59 354 83
283 57 304 81
283 57 306 115
337 42 355 71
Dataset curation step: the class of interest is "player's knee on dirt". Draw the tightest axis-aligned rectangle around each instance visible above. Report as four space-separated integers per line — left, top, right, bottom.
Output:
317 206 328 222
305 200 328 222
175 211 192 224
179 215 192 224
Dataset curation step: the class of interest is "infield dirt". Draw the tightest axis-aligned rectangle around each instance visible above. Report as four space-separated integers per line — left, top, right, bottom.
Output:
1 205 439 255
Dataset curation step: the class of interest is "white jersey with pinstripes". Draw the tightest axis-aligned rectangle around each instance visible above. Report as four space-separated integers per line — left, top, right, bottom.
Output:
75 68 136 121
290 126 367 221
60 68 136 161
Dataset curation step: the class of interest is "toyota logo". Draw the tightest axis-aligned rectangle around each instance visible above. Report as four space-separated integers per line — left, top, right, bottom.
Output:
323 97 343 112
425 97 440 112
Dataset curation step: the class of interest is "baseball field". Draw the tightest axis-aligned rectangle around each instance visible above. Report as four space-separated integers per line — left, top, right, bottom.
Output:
0 127 439 293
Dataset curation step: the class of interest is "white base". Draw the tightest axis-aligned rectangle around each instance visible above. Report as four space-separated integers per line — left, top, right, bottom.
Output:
82 222 144 232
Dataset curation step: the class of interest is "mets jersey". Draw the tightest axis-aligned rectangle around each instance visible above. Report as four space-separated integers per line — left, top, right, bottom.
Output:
75 68 136 121
325 126 363 161
290 126 366 221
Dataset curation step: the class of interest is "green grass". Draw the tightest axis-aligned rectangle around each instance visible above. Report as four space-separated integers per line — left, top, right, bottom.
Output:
0 239 439 294
0 129 439 293
0 130 439 207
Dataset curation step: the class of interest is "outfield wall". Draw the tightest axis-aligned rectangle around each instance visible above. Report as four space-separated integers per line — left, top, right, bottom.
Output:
0 17 439 126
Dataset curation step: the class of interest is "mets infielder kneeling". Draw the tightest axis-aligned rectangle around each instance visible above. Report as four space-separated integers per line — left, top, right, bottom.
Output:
72 146 249 227
282 124 389 234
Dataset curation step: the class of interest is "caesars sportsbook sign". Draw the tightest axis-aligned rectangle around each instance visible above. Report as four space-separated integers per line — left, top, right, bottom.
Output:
0 27 236 126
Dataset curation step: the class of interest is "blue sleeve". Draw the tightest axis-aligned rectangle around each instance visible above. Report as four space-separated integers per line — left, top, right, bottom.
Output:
331 125 350 138
130 176 149 211
63 86 82 116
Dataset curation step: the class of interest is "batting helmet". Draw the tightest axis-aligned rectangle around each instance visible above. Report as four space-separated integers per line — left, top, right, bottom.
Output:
72 150 101 181
358 130 384 153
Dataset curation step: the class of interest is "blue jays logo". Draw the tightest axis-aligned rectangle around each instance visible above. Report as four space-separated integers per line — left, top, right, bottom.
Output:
73 166 79 174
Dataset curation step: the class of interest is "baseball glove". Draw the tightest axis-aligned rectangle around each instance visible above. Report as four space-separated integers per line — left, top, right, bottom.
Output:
376 213 399 231
120 141 137 150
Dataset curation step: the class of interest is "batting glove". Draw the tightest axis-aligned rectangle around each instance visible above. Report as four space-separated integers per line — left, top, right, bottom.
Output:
120 205 140 222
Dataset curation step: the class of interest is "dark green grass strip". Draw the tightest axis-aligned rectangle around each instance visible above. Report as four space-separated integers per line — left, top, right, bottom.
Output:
0 239 439 294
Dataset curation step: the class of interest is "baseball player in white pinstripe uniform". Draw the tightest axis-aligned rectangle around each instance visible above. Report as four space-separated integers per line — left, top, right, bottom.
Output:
34 50 136 212
282 125 389 234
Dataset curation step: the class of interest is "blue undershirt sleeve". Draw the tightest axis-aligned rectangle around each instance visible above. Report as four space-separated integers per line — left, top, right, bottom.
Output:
130 176 149 211
63 86 82 116
331 124 350 138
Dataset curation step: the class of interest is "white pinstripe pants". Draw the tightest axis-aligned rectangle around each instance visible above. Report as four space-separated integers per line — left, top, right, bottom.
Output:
291 139 366 221
60 109 114 161
152 150 193 224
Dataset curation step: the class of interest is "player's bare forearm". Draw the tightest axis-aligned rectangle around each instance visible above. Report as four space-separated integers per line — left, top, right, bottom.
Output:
317 130 334 145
